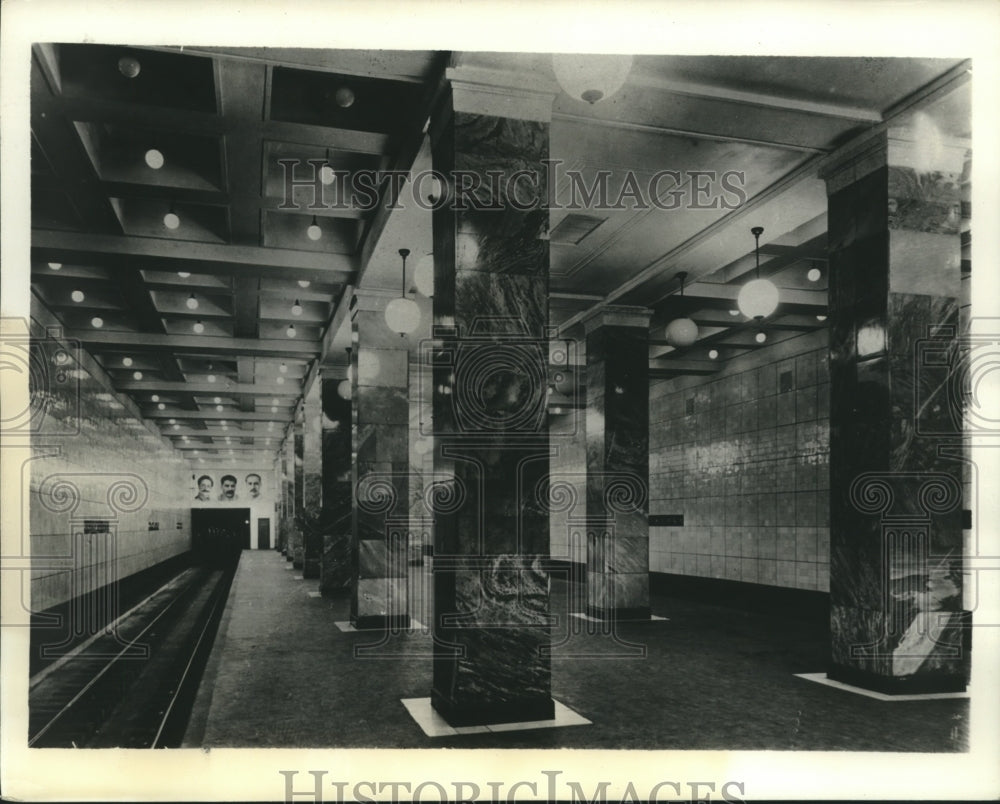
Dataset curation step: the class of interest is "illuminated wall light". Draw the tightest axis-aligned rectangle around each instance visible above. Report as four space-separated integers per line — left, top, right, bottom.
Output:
755 331 767 344
122 356 133 367
306 216 322 241
816 314 828 322
728 309 739 316
552 53 633 104
192 320 205 334
71 289 85 303
186 293 199 310
297 280 311 288
177 271 191 278
291 299 303 316
144 148 164 169
708 349 719 360
286 323 296 338
857 322 887 357
48 262 62 270
91 316 104 328
807 267 822 282
132 370 143 380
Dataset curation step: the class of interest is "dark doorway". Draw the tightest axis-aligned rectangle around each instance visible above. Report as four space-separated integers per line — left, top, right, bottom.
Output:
257 518 271 550
192 508 251 567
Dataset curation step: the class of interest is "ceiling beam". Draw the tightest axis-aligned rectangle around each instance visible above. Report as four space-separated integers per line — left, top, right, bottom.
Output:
143 409 290 422
627 72 883 123
556 59 971 337
63 329 319 358
32 230 358 281
116 380 300 396
356 52 451 277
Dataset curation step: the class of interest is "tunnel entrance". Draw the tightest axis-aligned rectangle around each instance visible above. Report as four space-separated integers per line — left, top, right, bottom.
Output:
192 508 251 568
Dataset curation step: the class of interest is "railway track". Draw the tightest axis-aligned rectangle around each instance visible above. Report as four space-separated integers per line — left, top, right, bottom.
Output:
29 561 235 748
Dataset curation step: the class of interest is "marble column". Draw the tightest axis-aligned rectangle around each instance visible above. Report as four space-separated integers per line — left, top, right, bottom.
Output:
291 419 305 569
281 435 296 561
301 380 323 579
320 376 353 595
821 127 969 694
429 76 555 726
350 291 410 630
582 307 651 620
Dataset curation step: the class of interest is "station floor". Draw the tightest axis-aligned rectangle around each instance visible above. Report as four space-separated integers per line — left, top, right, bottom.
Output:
183 550 969 751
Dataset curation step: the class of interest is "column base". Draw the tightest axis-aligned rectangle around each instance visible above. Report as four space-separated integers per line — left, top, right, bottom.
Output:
827 663 967 695
350 613 410 631
430 689 555 727
586 605 651 621
302 559 320 579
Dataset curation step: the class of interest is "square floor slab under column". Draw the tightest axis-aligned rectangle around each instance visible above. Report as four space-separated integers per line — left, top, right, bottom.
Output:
569 612 668 623
401 697 591 738
794 673 970 701
335 619 425 632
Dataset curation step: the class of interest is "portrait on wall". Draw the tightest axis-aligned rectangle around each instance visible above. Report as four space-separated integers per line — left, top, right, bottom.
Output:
192 472 268 504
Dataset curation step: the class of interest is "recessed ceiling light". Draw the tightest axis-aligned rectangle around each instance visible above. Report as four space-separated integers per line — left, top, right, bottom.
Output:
220 419 227 426
807 267 822 282
306 216 322 241
286 323 296 338
816 314 828 322
172 423 180 430
151 394 160 402
207 374 216 383
163 210 181 230
133 370 143 380
291 299 303 316
276 376 285 385
48 262 62 270
168 418 176 424
708 349 719 360
270 406 277 413
297 280 311 288
186 293 199 310
71 289 85 303
122 356 133 367
157 402 166 410
182 435 189 441
216 404 223 411
279 362 288 373
192 320 205 334
229 449 235 455
335 86 355 108
319 164 336 185
213 396 221 404
118 55 141 78
91 316 104 328
271 398 278 405
755 331 767 344
144 148 164 169
226 436 232 443
177 271 191 278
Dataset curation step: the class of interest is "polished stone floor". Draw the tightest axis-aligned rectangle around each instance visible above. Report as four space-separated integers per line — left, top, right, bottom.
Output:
184 550 968 751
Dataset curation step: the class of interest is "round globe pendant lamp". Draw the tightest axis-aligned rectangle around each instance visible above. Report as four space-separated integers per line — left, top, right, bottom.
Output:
664 271 699 347
384 248 421 336
552 53 633 104
737 226 779 320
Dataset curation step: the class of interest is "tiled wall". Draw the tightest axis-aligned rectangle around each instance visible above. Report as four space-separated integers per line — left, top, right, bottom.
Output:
649 330 831 592
28 307 193 612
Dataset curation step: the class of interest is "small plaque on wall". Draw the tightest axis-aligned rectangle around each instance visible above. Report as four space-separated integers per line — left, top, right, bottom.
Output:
649 514 684 527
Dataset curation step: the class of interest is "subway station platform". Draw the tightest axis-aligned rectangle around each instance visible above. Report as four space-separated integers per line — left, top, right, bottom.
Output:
183 551 968 751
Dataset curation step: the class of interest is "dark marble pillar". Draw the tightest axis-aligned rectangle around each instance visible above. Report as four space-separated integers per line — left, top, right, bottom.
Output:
301 380 323 579
281 436 295 561
429 77 555 726
582 307 651 620
821 128 969 694
320 376 353 595
350 292 410 630
291 421 305 569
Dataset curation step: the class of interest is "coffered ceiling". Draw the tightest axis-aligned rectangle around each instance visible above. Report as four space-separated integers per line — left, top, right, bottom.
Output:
28 45 970 465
